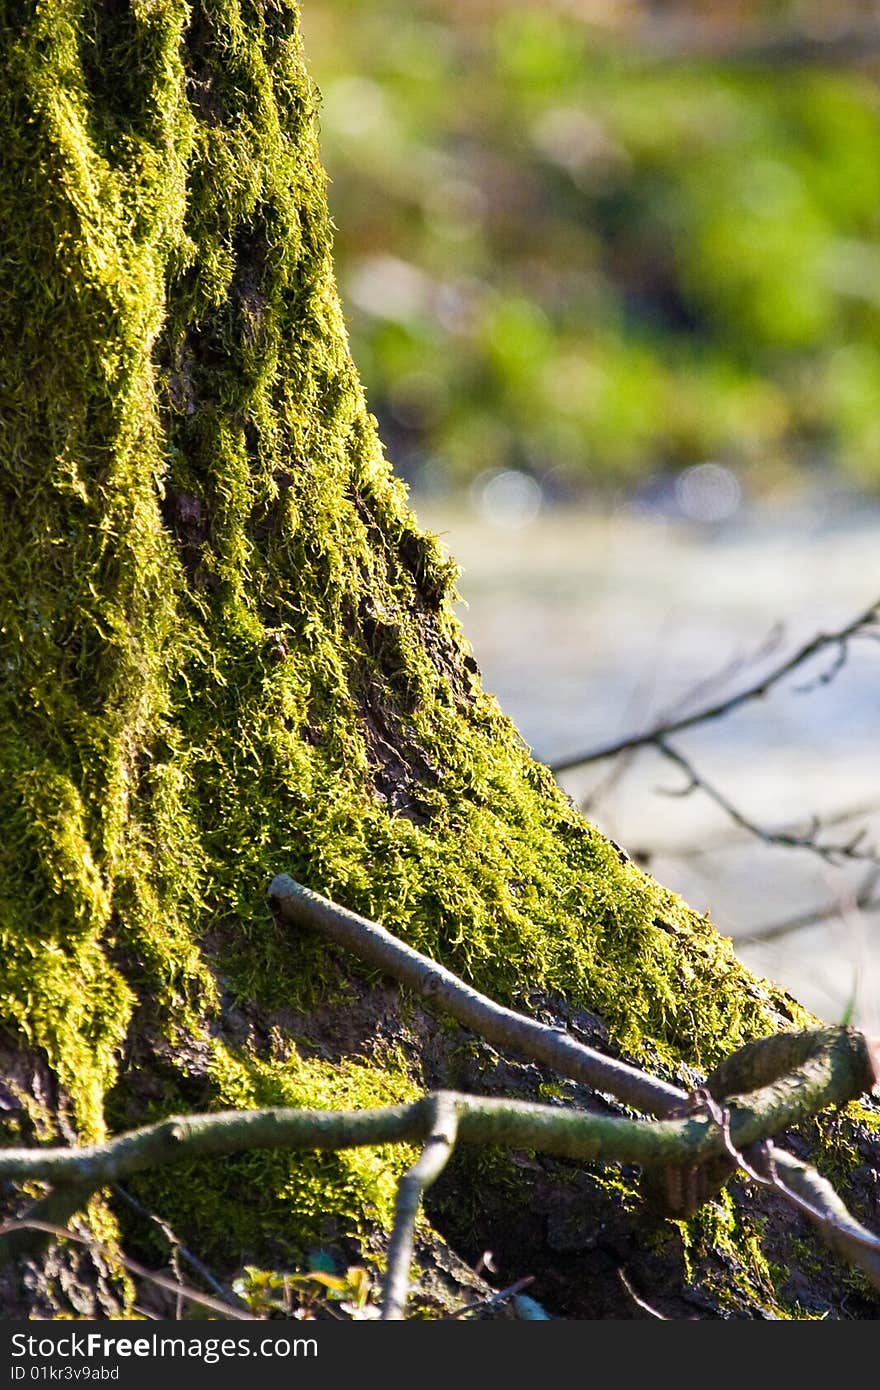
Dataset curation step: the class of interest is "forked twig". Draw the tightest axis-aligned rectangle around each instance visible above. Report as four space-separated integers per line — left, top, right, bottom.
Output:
690 1093 880 1290
381 1093 459 1320
655 739 879 865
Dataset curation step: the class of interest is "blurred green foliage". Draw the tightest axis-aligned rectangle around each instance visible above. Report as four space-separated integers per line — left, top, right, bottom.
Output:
301 2 880 495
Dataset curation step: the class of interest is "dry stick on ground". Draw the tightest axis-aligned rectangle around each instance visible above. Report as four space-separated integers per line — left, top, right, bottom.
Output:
549 598 880 775
266 876 687 1119
1 1065 878 1310
617 1267 671 1321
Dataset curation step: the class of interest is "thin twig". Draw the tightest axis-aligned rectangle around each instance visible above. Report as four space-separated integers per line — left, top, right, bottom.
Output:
767 1149 880 1290
549 599 879 775
446 1275 535 1320
655 739 879 866
381 1093 459 1320
644 800 880 864
617 1267 669 1320
0 1219 257 1320
2 883 879 1303
686 1098 880 1291
744 867 880 944
111 1182 243 1307
0 1030 873 1211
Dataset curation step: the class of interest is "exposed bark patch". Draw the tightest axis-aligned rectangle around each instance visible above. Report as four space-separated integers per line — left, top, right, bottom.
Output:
3 1239 127 1321
158 484 214 589
0 1042 75 1148
166 338 197 418
231 230 270 353
351 487 478 707
0 1046 127 1318
354 670 437 824
347 595 439 823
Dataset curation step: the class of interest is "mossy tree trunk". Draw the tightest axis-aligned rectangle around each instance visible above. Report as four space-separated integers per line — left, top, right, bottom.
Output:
1 1 877 1319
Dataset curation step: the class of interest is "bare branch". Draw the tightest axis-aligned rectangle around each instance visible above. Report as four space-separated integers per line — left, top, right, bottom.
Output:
0 1030 874 1212
767 1149 880 1290
643 800 880 865
655 739 879 866
684 1096 880 1292
0 1092 837 1221
549 599 879 775
1 881 878 1304
581 622 786 818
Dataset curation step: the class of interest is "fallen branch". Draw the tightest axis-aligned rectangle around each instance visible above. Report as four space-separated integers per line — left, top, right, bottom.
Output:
0 1053 876 1307
267 874 686 1119
0 1055 869 1196
767 1149 880 1290
688 1092 880 1292
1 880 878 1316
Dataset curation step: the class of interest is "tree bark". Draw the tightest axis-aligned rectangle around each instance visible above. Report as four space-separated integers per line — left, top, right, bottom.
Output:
0 0 878 1319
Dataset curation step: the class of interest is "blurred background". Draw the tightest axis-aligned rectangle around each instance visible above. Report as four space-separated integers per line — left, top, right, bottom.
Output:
300 0 880 1027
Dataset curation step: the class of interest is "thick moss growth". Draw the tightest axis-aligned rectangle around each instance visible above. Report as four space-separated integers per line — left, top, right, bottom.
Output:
0 0 858 1311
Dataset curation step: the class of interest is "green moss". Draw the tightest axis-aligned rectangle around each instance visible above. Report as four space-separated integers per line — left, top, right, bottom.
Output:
675 1193 786 1316
0 0 823 1287
122 1038 420 1266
